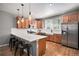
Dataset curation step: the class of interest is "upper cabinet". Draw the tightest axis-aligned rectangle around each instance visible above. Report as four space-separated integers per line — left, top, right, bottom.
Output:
16 16 22 28
34 20 43 29
16 17 43 29
22 18 29 28
62 15 68 23
16 16 29 29
62 11 79 23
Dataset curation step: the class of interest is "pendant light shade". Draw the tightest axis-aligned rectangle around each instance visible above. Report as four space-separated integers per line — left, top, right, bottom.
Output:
29 12 32 20
16 9 21 24
17 20 20 24
28 4 32 20
21 16 24 23
21 4 24 23
17 9 19 16
16 3 34 28
21 17 24 22
16 9 22 28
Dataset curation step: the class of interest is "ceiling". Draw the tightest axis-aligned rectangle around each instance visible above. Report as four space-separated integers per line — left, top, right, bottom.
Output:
0 3 79 19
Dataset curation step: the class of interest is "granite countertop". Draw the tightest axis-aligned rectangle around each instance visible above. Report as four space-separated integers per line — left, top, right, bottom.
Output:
11 28 47 42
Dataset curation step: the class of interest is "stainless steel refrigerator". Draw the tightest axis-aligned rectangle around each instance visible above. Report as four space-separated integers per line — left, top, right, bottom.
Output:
61 22 79 49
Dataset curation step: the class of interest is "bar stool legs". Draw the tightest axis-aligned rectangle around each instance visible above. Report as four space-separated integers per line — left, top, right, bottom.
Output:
14 42 19 56
9 35 32 56
14 46 18 56
9 38 13 51
20 48 24 56
27 47 30 56
16 44 31 56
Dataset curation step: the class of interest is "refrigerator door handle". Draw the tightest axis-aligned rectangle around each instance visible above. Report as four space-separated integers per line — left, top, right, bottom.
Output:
62 30 67 35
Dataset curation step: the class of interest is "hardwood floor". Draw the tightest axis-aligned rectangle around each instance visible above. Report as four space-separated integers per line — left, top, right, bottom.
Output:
0 41 79 56
44 41 79 56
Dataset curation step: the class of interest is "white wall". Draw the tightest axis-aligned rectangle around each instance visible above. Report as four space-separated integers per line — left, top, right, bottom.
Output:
0 11 16 45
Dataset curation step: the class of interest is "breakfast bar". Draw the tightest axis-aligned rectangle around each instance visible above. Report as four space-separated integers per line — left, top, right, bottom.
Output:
11 28 47 56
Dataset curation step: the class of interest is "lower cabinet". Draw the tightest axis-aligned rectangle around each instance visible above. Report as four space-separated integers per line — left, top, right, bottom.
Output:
46 35 50 41
46 35 53 41
53 34 62 43
38 38 46 56
46 34 62 43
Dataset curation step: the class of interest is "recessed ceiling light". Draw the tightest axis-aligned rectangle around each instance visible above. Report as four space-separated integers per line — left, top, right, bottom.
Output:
49 3 53 6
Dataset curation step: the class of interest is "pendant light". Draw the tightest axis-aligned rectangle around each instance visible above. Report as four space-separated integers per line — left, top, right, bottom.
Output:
28 3 32 20
17 9 20 16
21 4 24 23
17 9 20 24
28 3 33 27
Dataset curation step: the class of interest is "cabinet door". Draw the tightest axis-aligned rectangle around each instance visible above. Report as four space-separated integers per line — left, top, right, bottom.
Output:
53 34 62 43
38 38 46 56
21 19 26 28
53 34 57 43
35 20 42 29
49 35 54 41
62 11 78 23
69 12 78 22
26 20 29 28
37 20 42 29
73 13 78 22
17 20 22 28
16 16 22 28
68 15 72 22
46 35 50 41
63 15 68 23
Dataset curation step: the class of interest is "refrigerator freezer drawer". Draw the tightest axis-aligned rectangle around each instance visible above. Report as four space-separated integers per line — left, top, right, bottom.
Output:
68 41 78 49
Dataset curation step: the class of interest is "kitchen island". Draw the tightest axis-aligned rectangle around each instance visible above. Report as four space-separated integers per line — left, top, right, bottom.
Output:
11 28 47 56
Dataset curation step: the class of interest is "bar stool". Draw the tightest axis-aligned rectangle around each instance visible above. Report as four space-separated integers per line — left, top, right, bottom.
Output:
9 37 15 51
14 40 31 56
19 43 31 56
14 40 23 56
9 35 18 51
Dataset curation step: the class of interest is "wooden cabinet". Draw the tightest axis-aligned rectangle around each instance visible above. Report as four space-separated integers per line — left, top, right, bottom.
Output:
21 19 26 28
62 15 69 23
25 19 29 28
53 34 62 43
68 12 78 22
21 18 29 28
46 35 51 41
16 17 43 29
16 16 22 28
46 34 62 44
38 38 46 56
46 35 53 41
16 16 21 28
62 11 79 23
34 20 43 29
16 16 29 28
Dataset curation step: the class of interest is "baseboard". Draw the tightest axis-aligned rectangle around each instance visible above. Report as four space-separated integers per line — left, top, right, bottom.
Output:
0 44 9 47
